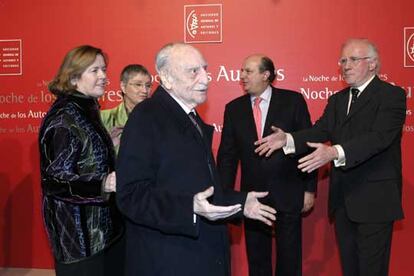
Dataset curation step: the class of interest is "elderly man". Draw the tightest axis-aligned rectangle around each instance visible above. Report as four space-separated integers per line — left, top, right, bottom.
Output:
255 38 406 276
116 43 276 276
217 54 317 276
100 64 151 152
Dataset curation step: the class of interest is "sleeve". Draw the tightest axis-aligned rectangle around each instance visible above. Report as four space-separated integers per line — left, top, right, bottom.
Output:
333 144 346 167
116 107 199 237
340 87 406 170
217 105 240 190
292 95 336 154
283 133 296 154
41 116 107 202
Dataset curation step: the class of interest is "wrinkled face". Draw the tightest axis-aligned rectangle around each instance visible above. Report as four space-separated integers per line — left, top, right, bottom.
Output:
240 56 269 97
163 46 209 109
339 41 376 87
74 54 107 98
121 72 152 106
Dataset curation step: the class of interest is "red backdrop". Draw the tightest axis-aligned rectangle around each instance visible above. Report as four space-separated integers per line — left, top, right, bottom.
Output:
0 1 413 275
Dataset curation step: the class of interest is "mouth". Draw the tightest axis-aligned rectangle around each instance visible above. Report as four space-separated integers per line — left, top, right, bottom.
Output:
195 86 208 93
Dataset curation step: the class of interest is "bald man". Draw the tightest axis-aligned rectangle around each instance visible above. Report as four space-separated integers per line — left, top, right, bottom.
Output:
218 54 317 276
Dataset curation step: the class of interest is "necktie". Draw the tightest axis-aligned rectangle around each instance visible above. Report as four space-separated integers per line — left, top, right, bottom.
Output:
189 112 203 137
348 88 360 114
253 97 262 138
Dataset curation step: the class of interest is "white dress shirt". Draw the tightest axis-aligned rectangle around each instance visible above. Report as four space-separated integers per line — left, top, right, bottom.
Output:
250 85 272 138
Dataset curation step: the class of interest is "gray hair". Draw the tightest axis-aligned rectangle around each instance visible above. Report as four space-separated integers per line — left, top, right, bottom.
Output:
120 64 150 84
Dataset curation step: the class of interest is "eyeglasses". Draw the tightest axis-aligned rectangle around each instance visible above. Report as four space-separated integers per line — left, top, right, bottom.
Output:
128 82 152 90
338 56 372 66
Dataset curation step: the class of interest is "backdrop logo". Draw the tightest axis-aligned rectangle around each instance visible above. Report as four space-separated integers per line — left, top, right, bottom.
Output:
404 27 414 67
184 4 222 44
0 39 22 75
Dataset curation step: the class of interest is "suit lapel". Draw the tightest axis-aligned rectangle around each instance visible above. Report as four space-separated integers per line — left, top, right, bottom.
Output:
343 76 378 123
155 86 208 149
336 90 349 125
263 87 283 137
240 95 259 141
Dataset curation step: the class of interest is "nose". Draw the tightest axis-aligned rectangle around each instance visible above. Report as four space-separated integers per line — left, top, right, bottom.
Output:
199 67 210 85
240 70 247 80
98 69 107 79
343 61 352 71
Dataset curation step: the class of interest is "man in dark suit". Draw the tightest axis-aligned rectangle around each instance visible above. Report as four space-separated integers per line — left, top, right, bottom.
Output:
217 54 317 276
116 43 276 276
255 38 406 276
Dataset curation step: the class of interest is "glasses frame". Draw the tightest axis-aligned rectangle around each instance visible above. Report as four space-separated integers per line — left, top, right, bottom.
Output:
127 82 152 90
338 56 372 66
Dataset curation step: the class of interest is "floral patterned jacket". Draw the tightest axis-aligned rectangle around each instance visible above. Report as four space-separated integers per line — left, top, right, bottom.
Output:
38 91 123 263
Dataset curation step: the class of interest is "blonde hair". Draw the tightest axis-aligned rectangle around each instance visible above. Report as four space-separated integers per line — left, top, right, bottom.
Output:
48 45 107 95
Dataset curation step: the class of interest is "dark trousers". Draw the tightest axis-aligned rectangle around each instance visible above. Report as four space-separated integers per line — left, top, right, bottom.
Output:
335 207 393 276
245 212 302 276
55 235 125 276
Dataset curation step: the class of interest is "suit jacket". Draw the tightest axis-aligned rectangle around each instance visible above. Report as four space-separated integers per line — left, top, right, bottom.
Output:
116 86 246 276
292 76 406 223
217 86 317 213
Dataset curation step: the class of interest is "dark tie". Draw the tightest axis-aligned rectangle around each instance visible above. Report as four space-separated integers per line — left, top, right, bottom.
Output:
348 88 360 114
189 112 203 136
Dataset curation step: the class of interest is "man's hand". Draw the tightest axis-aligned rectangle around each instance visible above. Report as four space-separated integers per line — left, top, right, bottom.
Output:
298 142 338 173
194 186 242 221
243 191 277 226
301 191 315 213
254 126 287 157
103 171 116 192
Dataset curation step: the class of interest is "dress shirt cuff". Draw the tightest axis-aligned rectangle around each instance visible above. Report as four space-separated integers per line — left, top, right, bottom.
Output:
283 133 296 154
333 145 346 167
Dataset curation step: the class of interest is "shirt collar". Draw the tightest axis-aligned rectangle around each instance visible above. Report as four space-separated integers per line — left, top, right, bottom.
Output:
352 75 376 94
168 91 194 115
250 85 272 103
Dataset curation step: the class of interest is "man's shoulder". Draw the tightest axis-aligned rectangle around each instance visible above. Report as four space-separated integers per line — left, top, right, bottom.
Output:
272 87 304 100
225 94 249 110
367 77 406 99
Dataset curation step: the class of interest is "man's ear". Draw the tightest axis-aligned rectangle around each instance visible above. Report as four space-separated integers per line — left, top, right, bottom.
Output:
263 71 270 81
369 61 377 72
160 71 173 90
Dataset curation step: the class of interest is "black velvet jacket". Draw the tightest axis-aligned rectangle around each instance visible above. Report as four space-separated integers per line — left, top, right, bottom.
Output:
39 91 123 263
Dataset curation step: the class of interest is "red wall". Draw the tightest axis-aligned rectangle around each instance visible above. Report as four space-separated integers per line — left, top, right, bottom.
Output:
0 1 413 275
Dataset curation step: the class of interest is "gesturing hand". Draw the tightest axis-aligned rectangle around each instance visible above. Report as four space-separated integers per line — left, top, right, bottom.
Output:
193 186 242 221
254 126 287 157
243 191 277 226
298 142 338 173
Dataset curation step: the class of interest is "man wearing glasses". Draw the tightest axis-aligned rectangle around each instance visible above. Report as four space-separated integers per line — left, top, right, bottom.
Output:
101 64 152 153
254 38 406 276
